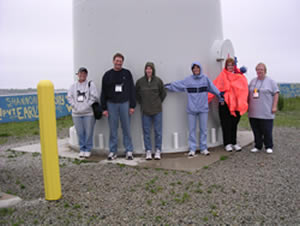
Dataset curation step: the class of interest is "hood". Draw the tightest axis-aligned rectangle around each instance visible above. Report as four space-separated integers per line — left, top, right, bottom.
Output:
191 61 203 75
144 62 156 77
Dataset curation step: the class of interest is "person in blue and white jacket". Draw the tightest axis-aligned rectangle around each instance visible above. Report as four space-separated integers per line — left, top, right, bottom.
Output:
165 62 224 157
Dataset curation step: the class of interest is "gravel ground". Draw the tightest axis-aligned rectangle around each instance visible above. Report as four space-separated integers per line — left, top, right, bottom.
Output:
0 127 299 225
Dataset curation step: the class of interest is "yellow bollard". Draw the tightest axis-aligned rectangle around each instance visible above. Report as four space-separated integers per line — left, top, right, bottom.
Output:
37 80 62 200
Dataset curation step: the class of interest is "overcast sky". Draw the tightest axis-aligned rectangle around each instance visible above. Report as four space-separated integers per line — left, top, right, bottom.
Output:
1 0 299 89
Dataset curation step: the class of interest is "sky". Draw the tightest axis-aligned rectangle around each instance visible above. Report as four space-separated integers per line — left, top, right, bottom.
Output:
0 0 300 89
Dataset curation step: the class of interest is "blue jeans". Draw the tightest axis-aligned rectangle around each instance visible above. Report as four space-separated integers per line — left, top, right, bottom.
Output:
188 112 208 151
142 112 162 152
72 115 95 152
107 101 133 154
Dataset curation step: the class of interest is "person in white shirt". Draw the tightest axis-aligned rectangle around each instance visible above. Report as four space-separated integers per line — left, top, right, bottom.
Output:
248 63 279 154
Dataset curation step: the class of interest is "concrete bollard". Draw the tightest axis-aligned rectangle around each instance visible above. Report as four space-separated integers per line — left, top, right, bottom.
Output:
37 80 62 201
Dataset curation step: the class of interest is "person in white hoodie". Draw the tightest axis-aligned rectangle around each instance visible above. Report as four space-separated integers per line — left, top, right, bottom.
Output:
67 67 98 158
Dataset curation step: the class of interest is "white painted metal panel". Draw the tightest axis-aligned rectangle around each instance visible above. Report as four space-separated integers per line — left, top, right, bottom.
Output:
72 0 234 154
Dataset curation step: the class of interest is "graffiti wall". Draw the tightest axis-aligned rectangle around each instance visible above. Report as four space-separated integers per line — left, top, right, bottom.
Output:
0 92 72 123
279 83 300 98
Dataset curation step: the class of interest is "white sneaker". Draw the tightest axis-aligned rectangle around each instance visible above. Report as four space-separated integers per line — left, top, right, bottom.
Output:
126 151 134 160
250 148 260 153
79 151 85 158
266 148 273 154
107 152 117 160
201 149 210 155
146 150 152 160
154 150 161 160
84 152 91 158
233 144 242 151
225 144 233 152
188 151 196 158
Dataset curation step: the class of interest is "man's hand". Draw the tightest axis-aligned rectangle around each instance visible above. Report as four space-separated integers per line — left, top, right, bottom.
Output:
102 110 109 117
272 106 277 114
129 108 135 115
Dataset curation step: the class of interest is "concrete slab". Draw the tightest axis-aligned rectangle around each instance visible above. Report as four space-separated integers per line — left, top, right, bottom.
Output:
105 130 253 171
0 192 22 208
139 148 231 172
101 158 146 166
12 139 79 159
11 130 253 172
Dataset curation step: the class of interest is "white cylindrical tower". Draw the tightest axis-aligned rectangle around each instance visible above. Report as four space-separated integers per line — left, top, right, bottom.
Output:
71 0 234 154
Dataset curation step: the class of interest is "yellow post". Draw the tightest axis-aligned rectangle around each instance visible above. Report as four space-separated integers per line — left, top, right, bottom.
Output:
37 80 62 200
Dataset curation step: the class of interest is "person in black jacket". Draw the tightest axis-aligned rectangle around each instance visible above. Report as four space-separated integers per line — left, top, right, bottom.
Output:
100 53 136 160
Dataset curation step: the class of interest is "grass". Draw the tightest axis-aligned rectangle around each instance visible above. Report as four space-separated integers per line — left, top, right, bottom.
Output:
73 204 81 209
117 163 126 168
6 150 26 158
155 216 162 223
195 188 203 194
146 199 152 206
0 115 73 145
174 192 190 204
220 156 228 161
145 177 163 194
32 152 40 157
0 208 15 217
72 159 89 165
239 97 300 129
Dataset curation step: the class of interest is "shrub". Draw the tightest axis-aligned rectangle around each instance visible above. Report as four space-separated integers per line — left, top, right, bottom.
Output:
278 94 284 111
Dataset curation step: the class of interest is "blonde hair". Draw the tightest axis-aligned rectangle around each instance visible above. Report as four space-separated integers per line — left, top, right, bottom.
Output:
256 62 267 73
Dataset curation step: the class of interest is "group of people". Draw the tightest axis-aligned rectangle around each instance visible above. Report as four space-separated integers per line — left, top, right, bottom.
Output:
67 52 279 160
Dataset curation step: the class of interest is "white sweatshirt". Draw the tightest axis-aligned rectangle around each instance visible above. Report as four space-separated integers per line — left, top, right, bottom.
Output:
67 80 99 117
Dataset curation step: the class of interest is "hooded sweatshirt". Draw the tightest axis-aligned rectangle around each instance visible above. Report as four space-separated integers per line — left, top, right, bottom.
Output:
67 80 98 117
136 62 166 115
165 62 223 113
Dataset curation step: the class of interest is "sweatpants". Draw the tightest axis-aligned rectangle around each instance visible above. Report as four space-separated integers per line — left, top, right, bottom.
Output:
219 102 241 146
249 118 274 149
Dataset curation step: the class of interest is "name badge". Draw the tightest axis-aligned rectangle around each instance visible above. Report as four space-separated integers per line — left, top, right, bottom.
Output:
77 95 84 102
115 84 123 92
253 88 259 99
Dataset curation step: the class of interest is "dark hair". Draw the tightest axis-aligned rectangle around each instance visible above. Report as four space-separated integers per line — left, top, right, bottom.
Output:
225 58 235 70
76 67 88 74
192 64 200 70
113 53 124 61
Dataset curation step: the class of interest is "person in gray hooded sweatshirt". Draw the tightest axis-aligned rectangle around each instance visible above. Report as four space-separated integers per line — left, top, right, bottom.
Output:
136 62 166 160
67 67 98 158
165 62 224 157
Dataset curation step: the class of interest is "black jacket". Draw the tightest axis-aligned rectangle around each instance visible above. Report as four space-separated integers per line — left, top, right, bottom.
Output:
100 68 136 110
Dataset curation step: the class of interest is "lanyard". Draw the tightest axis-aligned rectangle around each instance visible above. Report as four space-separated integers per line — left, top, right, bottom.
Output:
254 78 265 92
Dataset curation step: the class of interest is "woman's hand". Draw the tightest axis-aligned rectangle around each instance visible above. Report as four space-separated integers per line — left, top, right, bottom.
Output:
129 108 135 115
102 110 109 117
272 106 277 114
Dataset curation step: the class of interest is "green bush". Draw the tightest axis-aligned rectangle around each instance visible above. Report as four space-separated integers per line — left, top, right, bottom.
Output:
278 94 284 111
